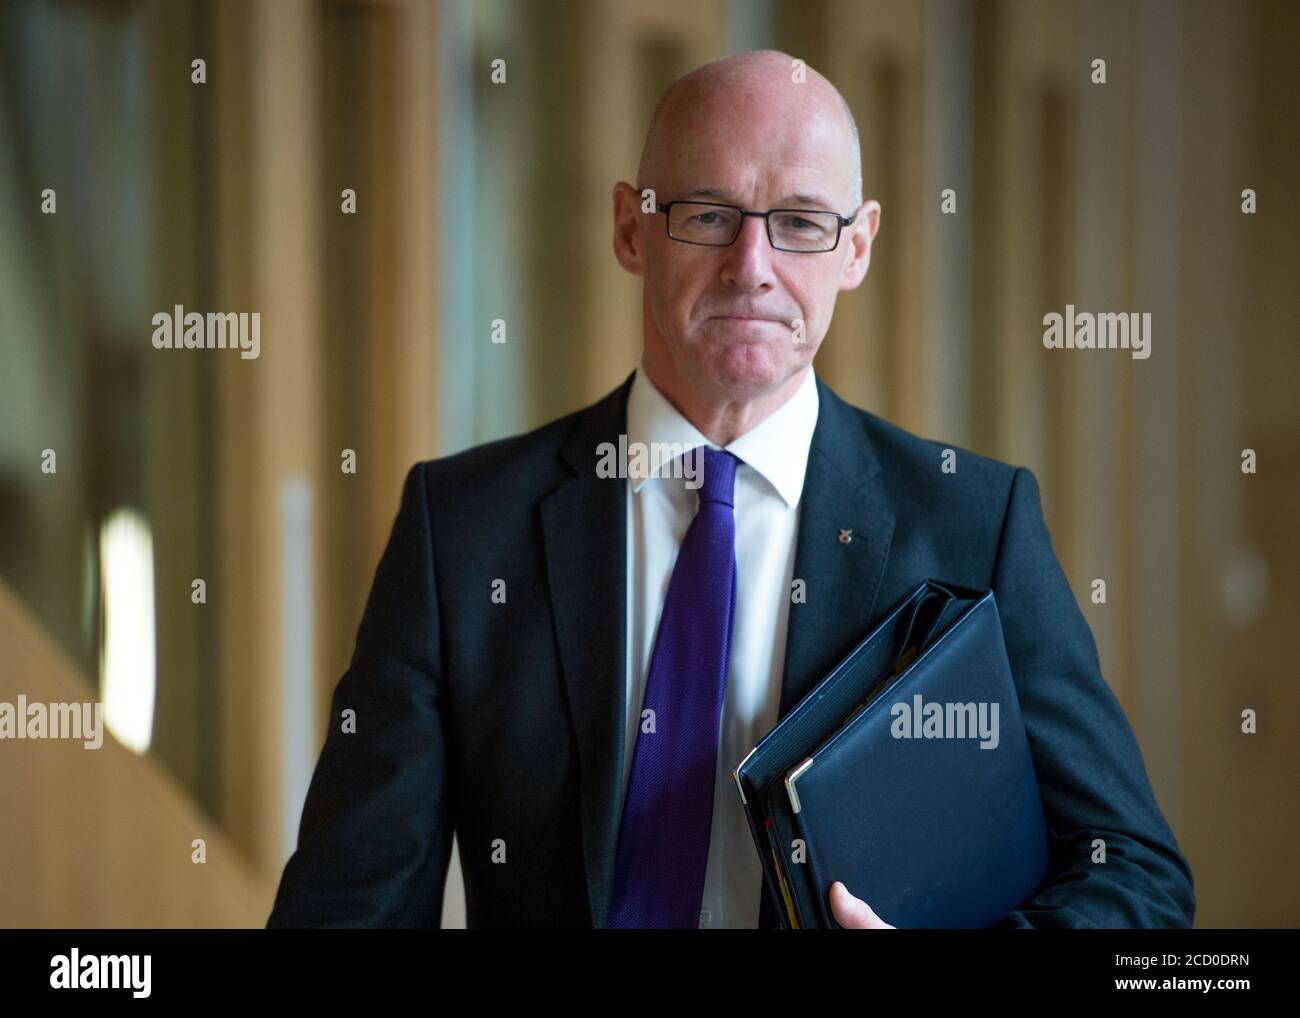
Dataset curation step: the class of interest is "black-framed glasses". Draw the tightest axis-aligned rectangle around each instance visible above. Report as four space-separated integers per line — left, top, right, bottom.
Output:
654 200 858 253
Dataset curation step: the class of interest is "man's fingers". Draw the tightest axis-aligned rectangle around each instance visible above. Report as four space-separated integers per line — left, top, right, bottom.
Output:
829 881 896 929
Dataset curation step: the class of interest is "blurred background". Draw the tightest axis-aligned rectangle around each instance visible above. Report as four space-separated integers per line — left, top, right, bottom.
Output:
0 0 1296 928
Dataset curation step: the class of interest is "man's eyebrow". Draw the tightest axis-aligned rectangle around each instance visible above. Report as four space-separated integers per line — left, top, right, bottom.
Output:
678 186 837 209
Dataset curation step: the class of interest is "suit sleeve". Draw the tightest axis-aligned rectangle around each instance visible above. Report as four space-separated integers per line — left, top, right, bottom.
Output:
987 466 1195 928
267 461 455 927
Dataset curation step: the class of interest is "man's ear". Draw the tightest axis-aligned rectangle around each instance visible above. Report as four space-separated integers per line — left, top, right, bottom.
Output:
838 200 881 292
612 181 649 277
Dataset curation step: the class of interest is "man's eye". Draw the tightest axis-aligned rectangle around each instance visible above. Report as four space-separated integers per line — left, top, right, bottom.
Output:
782 216 818 230
691 212 723 225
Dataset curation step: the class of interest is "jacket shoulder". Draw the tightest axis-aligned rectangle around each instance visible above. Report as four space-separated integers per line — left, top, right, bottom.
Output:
859 405 1018 480
406 373 634 505
424 406 583 479
825 385 1023 532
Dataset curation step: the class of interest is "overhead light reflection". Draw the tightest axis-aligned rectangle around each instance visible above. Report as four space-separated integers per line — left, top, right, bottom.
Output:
98 507 156 753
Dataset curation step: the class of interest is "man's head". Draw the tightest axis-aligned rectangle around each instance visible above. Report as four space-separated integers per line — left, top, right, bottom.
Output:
613 49 881 436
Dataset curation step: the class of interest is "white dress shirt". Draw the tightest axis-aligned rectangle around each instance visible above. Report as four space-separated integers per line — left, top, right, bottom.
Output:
621 354 820 928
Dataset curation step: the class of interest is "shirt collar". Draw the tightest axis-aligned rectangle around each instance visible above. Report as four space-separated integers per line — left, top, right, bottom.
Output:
625 353 820 508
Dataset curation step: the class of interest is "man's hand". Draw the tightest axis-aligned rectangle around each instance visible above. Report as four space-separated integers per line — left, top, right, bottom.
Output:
828 882 896 928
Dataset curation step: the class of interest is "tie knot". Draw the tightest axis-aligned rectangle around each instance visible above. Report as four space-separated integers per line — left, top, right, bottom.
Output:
696 446 740 507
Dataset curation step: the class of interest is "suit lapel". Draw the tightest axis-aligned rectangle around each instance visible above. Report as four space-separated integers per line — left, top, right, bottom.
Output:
777 377 896 716
539 371 635 929
758 378 896 928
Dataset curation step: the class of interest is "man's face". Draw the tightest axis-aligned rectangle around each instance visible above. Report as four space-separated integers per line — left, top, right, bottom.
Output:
615 80 879 406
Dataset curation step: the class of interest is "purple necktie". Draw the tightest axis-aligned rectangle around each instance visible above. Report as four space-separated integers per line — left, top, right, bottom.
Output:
609 445 740 928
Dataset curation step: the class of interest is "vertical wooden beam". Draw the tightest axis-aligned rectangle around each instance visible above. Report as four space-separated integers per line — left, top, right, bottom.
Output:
1128 0 1185 827
574 0 638 402
1068 0 1129 701
809 0 924 424
213 0 325 874
393 0 441 481
145 0 206 813
919 0 974 445
1179 0 1255 926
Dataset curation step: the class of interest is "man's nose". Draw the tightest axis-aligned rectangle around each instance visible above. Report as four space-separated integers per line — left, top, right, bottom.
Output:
720 214 775 289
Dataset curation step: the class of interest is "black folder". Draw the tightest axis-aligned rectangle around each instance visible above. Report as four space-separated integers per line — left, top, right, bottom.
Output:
733 579 1053 928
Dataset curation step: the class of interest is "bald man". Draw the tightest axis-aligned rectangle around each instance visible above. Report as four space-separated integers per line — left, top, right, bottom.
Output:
268 50 1195 930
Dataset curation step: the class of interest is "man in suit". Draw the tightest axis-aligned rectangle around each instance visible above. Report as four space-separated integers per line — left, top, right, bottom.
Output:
267 49 1194 929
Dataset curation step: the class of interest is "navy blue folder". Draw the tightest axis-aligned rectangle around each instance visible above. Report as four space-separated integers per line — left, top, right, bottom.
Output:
733 579 1053 928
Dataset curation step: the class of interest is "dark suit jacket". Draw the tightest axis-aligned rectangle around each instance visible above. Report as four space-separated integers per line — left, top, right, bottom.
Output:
266 370 1195 928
